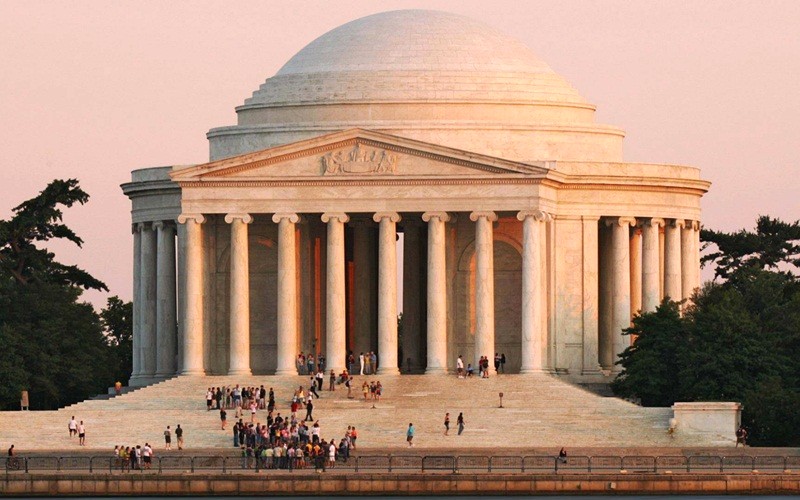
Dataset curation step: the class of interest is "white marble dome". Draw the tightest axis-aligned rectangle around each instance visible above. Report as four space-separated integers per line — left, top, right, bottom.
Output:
208 10 625 162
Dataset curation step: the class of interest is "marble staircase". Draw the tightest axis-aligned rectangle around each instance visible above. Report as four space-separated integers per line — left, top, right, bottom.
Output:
0 374 733 451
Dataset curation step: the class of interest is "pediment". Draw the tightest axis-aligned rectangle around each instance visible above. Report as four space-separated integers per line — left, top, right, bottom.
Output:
171 129 549 183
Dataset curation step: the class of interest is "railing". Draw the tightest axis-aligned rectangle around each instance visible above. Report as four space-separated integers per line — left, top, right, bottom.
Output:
3 455 799 475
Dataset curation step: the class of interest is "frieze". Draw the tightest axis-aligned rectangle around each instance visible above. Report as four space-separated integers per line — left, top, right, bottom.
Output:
322 143 398 175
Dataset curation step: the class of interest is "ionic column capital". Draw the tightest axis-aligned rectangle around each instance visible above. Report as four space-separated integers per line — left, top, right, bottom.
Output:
469 210 498 222
604 216 637 228
372 211 401 223
151 220 176 231
177 213 206 225
422 211 451 223
321 212 350 224
517 210 552 222
638 217 665 229
224 213 253 224
668 218 686 229
132 223 143 234
686 220 700 231
272 212 300 224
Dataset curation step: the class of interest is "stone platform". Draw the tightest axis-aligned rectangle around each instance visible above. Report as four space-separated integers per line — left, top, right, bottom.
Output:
0 374 734 451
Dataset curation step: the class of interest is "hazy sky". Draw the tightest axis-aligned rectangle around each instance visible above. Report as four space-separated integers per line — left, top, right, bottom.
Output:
1 1 798 308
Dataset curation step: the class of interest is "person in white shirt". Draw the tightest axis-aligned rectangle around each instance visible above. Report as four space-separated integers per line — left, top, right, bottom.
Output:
78 421 86 446
328 441 336 466
68 416 78 437
359 353 365 375
456 355 465 378
142 443 153 469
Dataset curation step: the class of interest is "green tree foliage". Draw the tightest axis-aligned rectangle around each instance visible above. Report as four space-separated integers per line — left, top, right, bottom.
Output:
0 179 118 410
612 301 685 407
701 215 800 280
100 296 133 385
613 216 800 446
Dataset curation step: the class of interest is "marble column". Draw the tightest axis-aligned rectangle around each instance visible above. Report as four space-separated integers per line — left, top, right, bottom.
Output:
692 221 701 292
273 213 300 375
140 221 157 383
581 216 601 375
322 212 349 373
423 211 450 374
225 214 253 376
641 218 664 312
177 214 205 376
630 228 642 316
130 224 143 386
607 216 636 373
517 210 548 373
374 212 401 375
470 211 497 369
664 219 684 301
599 224 614 370
154 221 177 379
681 219 697 301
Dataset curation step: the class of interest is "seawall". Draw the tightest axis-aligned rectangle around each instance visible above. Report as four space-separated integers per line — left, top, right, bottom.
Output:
2 472 800 496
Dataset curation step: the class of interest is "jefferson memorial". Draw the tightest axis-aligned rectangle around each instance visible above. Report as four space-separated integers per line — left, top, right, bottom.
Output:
123 10 708 386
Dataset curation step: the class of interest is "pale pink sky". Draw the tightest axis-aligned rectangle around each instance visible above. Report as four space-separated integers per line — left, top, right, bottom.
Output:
1 1 798 308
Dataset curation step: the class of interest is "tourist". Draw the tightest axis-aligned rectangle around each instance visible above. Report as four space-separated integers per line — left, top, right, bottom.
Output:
329 369 336 391
494 353 501 373
456 355 464 378
376 381 382 401
233 421 240 447
318 353 326 372
466 363 474 377
345 376 353 398
259 385 266 409
482 356 490 378
500 353 506 373
347 351 354 373
364 352 372 375
311 421 321 444
406 423 414 447
175 424 184 450
68 416 78 437
444 413 450 435
206 388 213 411
131 445 140 470
78 420 86 446
305 399 314 421
328 440 336 468
115 380 122 395
316 370 324 391
362 381 369 401
359 352 365 375
308 381 320 399
370 352 377 373
457 413 465 435
164 425 172 450
220 407 227 430
142 443 153 469
249 401 257 423
558 447 568 464
215 387 223 409
736 425 748 447
307 354 315 375
351 427 358 449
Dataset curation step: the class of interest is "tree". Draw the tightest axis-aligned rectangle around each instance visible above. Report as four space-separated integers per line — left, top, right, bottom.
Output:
701 215 800 281
612 300 685 407
0 179 115 410
0 178 107 291
101 296 133 385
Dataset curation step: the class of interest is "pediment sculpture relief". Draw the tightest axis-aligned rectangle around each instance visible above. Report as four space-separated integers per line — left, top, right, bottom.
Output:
321 143 397 175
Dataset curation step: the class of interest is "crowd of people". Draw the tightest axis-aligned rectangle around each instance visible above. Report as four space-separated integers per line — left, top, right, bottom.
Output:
455 354 506 378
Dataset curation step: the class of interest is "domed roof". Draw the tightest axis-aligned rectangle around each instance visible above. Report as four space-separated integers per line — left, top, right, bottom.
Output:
242 10 587 107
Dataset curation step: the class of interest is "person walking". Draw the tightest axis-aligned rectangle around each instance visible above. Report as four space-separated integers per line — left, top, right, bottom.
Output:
175 424 184 450
457 413 465 435
305 399 314 422
164 426 172 450
444 413 450 435
68 416 78 437
78 421 86 446
220 408 228 430
406 423 415 447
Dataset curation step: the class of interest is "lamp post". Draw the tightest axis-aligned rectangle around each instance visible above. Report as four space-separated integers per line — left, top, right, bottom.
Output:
499 392 504 408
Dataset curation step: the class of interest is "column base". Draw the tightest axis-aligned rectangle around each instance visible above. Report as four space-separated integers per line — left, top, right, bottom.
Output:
274 369 299 376
581 367 604 376
128 375 145 387
425 367 449 375
180 369 206 376
227 369 252 377
519 368 551 375
377 367 400 375
154 372 176 381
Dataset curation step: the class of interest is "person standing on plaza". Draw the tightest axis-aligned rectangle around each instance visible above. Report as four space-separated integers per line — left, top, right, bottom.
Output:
444 413 450 435
68 416 78 437
175 424 184 450
370 352 378 374
500 353 506 373
406 423 415 447
164 425 172 450
494 353 501 373
457 413 465 435
305 399 314 422
329 370 336 391
220 407 228 430
78 420 86 446
359 352 365 375
456 356 464 378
